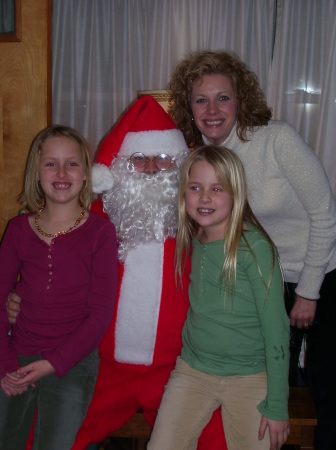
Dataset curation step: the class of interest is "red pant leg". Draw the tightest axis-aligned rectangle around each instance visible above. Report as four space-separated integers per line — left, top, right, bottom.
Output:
72 360 143 449
73 358 227 450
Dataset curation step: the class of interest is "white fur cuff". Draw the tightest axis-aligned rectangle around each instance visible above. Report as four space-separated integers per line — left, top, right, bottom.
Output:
92 163 114 194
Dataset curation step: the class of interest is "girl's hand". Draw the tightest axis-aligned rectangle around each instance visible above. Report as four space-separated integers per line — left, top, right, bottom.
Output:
259 416 290 449
5 360 55 387
1 374 29 397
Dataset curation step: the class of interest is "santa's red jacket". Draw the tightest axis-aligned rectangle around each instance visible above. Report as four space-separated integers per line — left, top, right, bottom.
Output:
71 206 226 449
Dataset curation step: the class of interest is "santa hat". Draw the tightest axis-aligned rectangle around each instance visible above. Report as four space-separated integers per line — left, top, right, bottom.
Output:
92 95 188 193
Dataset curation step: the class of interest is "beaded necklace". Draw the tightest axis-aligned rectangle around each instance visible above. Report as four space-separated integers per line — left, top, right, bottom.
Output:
35 204 85 238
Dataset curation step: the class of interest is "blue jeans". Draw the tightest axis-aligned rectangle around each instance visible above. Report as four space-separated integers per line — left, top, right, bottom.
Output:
0 350 99 450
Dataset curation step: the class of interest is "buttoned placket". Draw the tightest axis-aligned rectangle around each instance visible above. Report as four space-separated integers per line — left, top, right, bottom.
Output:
46 239 55 291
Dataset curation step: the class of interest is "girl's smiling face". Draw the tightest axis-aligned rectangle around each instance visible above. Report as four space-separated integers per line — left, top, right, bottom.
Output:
185 159 233 243
38 135 87 207
190 73 238 145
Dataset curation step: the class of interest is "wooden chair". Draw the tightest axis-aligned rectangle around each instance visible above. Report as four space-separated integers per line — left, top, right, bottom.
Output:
109 413 150 450
107 387 317 450
287 386 317 450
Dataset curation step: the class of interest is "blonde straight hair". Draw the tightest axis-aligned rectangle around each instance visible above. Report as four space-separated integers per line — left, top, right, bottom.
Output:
175 145 276 298
19 125 93 212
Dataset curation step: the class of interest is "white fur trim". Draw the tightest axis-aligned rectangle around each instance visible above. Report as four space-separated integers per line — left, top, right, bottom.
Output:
114 242 163 365
92 163 114 194
119 129 188 157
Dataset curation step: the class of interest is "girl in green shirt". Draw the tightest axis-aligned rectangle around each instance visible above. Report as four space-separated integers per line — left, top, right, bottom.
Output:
148 145 290 450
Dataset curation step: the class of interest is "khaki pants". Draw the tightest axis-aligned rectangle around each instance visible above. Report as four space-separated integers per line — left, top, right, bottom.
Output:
148 357 270 450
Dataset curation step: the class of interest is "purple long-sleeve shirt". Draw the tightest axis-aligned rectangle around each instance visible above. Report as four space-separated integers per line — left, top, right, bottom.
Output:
0 212 118 379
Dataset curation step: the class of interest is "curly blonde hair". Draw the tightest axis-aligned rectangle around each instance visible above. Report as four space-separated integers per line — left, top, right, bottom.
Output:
168 50 272 148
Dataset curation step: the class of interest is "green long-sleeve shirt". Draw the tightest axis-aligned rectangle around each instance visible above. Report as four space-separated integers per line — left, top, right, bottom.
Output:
181 224 289 420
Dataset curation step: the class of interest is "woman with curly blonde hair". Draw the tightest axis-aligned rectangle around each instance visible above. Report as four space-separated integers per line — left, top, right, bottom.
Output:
168 50 336 449
168 50 271 148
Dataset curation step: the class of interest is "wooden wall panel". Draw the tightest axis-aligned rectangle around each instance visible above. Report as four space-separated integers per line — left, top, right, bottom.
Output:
0 0 52 237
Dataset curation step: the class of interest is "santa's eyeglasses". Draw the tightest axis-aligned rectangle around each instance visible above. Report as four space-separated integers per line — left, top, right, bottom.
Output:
128 152 174 171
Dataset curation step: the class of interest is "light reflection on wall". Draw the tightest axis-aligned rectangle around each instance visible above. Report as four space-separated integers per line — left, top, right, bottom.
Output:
287 87 320 105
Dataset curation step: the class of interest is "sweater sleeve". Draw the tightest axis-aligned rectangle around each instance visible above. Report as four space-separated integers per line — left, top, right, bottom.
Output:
275 123 336 299
0 221 22 379
243 236 289 420
42 221 119 378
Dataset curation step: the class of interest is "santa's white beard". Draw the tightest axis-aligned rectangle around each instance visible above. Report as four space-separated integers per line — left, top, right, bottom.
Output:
102 154 187 261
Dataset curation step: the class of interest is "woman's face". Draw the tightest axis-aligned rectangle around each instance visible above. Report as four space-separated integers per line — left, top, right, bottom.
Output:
190 73 238 145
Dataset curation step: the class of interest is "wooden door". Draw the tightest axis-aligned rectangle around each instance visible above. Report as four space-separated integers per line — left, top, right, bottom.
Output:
0 0 52 237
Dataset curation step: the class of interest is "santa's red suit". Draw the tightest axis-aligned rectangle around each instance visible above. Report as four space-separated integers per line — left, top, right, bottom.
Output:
72 96 227 449
73 228 225 449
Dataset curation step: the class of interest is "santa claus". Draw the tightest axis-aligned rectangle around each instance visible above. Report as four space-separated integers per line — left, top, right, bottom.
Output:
73 96 226 449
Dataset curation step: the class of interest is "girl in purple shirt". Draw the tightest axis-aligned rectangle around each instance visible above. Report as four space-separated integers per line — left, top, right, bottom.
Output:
0 125 118 449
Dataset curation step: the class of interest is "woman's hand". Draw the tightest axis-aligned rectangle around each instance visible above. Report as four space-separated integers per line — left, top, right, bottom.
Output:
290 294 316 329
259 416 290 449
4 360 55 388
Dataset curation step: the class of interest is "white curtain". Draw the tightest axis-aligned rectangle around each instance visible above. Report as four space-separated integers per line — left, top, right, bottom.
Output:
52 0 274 150
52 0 336 193
268 0 336 194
